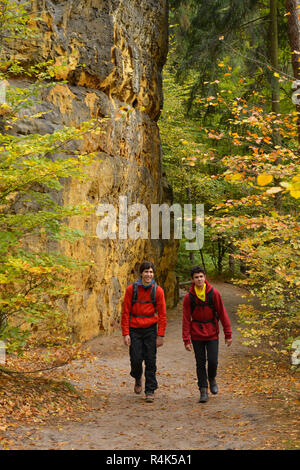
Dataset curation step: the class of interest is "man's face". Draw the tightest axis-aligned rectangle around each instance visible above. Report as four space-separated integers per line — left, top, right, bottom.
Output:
141 268 154 285
192 272 206 288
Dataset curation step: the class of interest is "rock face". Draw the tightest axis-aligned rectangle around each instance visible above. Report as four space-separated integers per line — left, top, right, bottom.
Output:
7 0 178 341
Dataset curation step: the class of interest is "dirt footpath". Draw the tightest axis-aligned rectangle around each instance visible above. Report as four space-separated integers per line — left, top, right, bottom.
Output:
8 282 298 450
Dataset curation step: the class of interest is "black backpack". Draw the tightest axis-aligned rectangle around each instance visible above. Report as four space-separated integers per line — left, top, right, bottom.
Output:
130 282 158 319
189 288 219 328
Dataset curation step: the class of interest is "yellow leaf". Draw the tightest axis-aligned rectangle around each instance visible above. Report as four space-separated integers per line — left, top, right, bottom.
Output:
225 173 243 182
257 174 273 186
290 188 300 199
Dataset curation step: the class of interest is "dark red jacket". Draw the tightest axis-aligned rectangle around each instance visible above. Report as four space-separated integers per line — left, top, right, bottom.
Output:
182 281 232 343
121 282 167 337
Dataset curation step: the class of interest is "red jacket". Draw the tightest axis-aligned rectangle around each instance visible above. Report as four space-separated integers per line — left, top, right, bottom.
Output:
182 281 232 344
121 282 167 337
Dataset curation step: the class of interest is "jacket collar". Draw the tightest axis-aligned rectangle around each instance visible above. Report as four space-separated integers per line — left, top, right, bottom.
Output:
137 278 155 290
189 280 212 296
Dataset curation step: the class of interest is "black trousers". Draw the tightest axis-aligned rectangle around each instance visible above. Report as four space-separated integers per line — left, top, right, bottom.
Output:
129 324 158 394
192 339 219 389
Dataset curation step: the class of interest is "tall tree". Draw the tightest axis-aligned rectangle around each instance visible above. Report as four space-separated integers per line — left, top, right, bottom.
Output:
270 0 281 116
285 0 300 145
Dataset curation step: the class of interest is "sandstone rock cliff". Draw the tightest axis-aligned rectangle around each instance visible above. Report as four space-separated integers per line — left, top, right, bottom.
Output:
6 0 178 341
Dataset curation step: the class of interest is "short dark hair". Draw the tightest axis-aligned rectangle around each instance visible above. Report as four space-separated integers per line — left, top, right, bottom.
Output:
139 260 156 275
190 266 206 278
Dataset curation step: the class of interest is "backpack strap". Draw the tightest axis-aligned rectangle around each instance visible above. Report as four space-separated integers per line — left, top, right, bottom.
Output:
189 287 219 324
189 291 197 315
130 282 158 319
150 282 157 309
189 288 215 313
131 282 139 305
206 288 219 320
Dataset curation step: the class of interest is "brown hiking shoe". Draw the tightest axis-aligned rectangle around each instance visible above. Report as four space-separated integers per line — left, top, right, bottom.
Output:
199 387 209 403
134 378 142 394
145 392 154 403
209 378 218 395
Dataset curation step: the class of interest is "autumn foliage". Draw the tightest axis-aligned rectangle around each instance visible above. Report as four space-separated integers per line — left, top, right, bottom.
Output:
198 90 299 354
160 51 299 359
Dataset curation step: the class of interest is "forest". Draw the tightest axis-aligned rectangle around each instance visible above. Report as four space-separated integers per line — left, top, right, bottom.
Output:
160 0 299 354
0 0 299 451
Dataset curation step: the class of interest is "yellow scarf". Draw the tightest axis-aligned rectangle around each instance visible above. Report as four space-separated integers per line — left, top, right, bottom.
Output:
194 283 206 302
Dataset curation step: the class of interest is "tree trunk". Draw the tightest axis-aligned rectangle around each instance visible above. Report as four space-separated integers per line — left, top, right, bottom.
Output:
240 260 247 275
270 0 281 117
186 186 194 263
285 0 300 148
270 0 282 211
200 249 206 272
217 236 225 274
229 253 235 275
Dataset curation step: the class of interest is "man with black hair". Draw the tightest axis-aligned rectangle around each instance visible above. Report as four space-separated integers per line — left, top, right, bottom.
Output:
121 261 167 402
182 266 232 403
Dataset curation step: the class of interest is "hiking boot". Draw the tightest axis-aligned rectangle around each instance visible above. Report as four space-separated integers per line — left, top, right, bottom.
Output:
134 378 142 394
145 392 155 403
209 378 218 395
199 387 209 403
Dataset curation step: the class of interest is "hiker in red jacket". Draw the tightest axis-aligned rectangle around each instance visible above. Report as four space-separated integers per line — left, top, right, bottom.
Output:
121 261 166 402
182 266 232 403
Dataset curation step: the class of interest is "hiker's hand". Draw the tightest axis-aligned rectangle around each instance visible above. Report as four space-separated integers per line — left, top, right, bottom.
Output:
185 343 193 352
225 338 232 347
123 335 131 347
156 336 164 348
